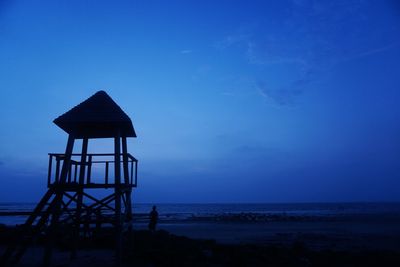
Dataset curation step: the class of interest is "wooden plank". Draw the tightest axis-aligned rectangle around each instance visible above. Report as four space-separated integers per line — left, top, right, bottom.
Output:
1 189 55 264
83 192 116 211
11 194 59 264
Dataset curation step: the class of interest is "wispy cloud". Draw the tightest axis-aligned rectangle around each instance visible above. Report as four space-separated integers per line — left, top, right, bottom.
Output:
245 40 309 66
221 92 235 96
213 27 252 50
256 81 303 107
180 49 192 54
338 42 400 62
214 0 399 106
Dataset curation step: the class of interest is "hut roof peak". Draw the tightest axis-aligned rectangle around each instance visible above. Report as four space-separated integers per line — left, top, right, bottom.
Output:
53 91 136 138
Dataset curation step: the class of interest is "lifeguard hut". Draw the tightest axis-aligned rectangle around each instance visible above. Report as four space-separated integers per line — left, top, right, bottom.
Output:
2 91 138 266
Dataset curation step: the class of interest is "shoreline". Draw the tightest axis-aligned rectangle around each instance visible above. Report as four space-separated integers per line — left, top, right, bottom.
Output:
2 205 400 265
0 211 400 251
2 215 400 252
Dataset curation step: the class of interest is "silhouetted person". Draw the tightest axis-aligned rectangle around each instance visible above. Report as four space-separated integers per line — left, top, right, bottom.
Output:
148 205 158 232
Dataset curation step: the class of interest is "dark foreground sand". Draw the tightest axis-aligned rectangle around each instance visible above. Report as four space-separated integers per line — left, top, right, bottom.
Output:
154 220 400 251
1 216 400 267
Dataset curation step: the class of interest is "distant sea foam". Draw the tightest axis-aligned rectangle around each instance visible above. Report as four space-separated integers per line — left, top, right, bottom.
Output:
1 202 400 226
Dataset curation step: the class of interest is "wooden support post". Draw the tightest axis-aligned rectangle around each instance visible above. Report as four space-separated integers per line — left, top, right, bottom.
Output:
87 155 92 184
122 137 133 218
47 155 52 187
71 138 88 259
105 161 109 185
122 137 129 185
114 133 122 266
55 158 60 184
74 164 78 183
43 134 75 267
122 137 133 255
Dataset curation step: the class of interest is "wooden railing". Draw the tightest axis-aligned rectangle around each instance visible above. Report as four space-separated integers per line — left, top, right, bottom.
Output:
47 153 138 188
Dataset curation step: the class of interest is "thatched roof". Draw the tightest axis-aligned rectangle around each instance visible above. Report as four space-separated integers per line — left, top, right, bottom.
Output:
53 91 136 138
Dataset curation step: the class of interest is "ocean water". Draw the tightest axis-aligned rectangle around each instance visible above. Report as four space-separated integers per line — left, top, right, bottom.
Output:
1 202 400 226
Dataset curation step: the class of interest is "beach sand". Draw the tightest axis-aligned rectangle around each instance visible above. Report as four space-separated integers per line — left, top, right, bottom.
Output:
153 220 400 251
2 215 400 266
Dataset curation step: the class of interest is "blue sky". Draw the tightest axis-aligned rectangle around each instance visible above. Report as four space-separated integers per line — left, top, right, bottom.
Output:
0 0 399 203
